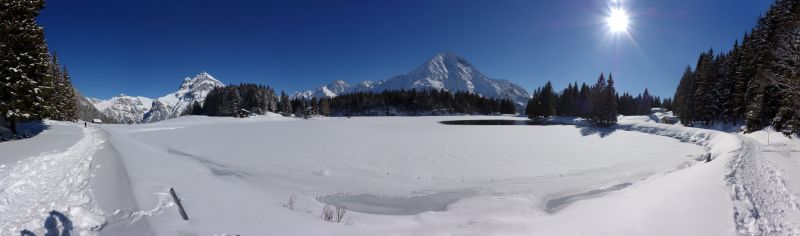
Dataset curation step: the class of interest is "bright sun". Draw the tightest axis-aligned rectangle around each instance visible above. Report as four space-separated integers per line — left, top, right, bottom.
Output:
607 8 629 33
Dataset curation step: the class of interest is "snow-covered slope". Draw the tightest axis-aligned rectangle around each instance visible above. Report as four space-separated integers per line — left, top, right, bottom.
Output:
88 95 153 124
143 72 224 123
293 52 531 105
88 72 224 123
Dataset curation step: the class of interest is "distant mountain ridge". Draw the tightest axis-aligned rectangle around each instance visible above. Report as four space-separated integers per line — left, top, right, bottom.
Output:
89 53 532 123
88 72 224 123
293 52 531 106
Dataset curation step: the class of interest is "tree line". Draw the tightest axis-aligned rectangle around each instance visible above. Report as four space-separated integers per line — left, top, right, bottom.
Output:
201 87 517 117
1 0 79 135
672 0 800 136
525 73 667 125
201 84 279 117
324 89 517 116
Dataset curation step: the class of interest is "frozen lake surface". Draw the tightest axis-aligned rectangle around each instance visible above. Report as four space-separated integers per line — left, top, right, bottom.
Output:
86 115 712 235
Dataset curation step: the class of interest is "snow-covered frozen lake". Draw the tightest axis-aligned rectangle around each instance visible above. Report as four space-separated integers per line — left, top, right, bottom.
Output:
91 115 711 235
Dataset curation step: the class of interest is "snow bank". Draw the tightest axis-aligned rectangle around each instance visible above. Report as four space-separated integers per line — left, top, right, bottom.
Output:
0 122 107 235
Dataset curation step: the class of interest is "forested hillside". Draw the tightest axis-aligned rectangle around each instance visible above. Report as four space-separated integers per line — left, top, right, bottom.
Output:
0 0 79 135
525 74 667 125
673 0 800 135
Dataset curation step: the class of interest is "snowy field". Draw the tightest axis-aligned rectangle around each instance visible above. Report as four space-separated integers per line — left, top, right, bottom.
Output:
1 115 799 235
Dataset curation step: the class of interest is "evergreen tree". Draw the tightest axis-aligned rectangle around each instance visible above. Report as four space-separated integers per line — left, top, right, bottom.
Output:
602 74 618 125
666 0 800 135
320 98 331 116
190 101 203 115
589 73 608 124
280 91 292 115
557 83 577 116
639 88 653 115
577 83 592 117
674 66 695 125
692 49 716 125
43 54 77 121
540 81 556 117
0 0 51 134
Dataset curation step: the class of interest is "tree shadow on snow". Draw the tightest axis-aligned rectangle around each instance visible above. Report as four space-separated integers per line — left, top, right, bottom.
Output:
576 123 617 138
19 210 73 236
0 121 49 141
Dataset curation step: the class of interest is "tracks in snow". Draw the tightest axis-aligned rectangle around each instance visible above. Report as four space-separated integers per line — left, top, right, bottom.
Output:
0 127 106 235
617 121 800 235
726 135 800 235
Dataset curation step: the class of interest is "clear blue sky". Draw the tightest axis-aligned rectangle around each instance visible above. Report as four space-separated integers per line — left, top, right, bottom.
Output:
38 0 773 99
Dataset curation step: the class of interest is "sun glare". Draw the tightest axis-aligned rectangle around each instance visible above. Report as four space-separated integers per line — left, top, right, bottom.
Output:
607 8 629 33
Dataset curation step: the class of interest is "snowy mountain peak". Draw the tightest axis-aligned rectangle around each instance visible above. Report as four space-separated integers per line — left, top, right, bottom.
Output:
292 80 351 99
330 80 348 87
292 52 531 109
430 51 465 66
89 72 225 123
327 80 349 93
178 72 224 92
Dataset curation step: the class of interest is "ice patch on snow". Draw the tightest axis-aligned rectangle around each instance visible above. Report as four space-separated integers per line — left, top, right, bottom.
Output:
319 189 479 215
166 148 253 177
543 183 632 213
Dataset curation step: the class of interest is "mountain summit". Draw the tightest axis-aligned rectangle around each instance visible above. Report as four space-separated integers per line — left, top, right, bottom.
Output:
89 72 224 123
293 52 530 106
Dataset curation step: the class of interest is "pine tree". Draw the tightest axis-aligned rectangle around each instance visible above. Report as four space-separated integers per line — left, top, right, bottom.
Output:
191 101 203 115
692 49 716 125
0 0 51 134
43 54 78 121
603 74 618 125
557 83 576 116
320 98 331 116
578 83 592 117
540 81 556 117
639 88 652 115
280 91 292 115
589 73 607 124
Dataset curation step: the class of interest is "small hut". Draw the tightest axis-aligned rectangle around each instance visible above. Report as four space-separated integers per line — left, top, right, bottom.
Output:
235 109 251 118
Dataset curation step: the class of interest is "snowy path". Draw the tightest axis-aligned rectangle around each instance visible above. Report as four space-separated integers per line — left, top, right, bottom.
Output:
0 127 106 235
727 135 800 235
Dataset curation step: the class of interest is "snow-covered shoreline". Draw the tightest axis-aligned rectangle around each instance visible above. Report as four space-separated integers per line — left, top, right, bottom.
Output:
1 115 798 235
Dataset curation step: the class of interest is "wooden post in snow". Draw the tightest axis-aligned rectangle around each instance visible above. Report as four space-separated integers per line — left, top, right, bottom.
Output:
170 187 189 220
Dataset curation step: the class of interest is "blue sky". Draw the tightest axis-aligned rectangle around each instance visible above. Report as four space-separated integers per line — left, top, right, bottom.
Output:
38 0 773 99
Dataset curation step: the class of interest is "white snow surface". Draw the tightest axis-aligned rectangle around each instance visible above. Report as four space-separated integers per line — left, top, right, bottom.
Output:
98 116 715 235
1 115 799 235
0 121 106 235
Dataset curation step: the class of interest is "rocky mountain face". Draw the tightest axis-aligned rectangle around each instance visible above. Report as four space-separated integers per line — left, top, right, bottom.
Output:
292 52 531 106
75 92 114 123
89 95 153 124
292 80 350 100
88 72 224 123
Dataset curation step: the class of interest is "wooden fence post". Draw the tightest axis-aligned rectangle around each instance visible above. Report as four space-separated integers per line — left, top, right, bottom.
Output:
170 187 189 220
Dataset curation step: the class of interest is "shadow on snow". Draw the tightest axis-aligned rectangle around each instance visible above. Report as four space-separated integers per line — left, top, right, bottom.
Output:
20 210 73 236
